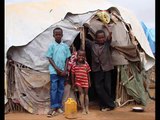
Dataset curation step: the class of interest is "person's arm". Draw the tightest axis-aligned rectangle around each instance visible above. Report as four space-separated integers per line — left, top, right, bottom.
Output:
88 73 91 87
47 57 63 75
86 63 91 87
71 66 75 89
107 32 112 43
71 73 75 89
103 24 112 44
59 58 69 77
64 58 69 72
59 44 72 77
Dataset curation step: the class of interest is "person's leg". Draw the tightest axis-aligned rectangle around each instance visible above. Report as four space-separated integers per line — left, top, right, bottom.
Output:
94 71 115 110
50 74 59 108
84 87 89 114
94 71 107 109
77 86 86 114
88 72 97 101
48 74 58 116
57 76 65 113
104 71 115 109
104 71 112 97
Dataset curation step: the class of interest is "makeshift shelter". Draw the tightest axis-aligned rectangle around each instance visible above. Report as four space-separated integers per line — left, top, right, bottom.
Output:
5 0 155 114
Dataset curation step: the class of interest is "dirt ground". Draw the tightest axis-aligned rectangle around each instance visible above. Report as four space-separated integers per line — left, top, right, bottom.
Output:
5 89 155 120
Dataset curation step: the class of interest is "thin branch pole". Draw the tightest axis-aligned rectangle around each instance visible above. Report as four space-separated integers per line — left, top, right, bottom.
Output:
80 27 85 51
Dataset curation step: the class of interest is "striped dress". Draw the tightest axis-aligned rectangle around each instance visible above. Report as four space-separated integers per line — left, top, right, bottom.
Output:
71 62 91 88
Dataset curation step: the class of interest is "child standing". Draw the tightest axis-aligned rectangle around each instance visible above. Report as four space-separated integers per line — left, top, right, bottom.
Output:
71 50 91 114
85 30 115 111
46 27 71 117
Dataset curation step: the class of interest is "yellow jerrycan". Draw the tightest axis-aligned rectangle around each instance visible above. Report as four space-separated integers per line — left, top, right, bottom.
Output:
65 98 77 119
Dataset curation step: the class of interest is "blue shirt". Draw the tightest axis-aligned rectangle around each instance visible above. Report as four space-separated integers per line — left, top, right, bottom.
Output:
46 41 71 74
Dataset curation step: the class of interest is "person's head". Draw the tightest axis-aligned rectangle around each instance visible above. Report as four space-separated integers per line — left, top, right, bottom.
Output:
77 50 86 63
53 27 63 43
95 30 106 45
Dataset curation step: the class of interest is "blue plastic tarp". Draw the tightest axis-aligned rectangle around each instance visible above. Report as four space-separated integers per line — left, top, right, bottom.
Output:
141 21 155 54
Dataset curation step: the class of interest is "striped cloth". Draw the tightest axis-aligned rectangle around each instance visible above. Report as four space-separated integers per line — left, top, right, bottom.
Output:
71 62 91 88
67 51 77 73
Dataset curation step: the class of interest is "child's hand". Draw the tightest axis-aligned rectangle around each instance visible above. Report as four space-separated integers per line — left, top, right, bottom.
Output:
71 85 75 90
60 71 67 77
57 70 67 77
57 70 62 76
107 32 112 40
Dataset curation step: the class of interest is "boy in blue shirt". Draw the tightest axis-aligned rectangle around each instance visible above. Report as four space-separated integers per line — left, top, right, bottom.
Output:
46 27 71 117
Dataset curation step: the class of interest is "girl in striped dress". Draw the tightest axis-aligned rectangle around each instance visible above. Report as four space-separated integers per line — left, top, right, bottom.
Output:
71 50 91 114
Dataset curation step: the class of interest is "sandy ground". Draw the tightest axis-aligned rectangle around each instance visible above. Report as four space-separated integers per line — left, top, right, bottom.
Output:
5 89 155 120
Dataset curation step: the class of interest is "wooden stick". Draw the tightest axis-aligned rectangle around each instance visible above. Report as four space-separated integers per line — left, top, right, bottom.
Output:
116 66 120 99
80 27 86 51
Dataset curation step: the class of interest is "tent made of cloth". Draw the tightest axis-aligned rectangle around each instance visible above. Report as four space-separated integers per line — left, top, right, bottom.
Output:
5 0 154 71
5 0 155 115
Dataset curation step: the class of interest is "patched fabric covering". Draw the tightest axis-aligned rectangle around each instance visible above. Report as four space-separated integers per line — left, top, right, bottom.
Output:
7 62 76 114
14 65 50 114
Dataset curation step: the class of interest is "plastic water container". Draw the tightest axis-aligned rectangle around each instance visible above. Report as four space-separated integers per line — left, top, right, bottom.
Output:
65 98 77 119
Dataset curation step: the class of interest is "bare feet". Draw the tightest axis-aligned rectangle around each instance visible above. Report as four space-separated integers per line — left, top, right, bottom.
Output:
86 110 90 114
82 109 87 115
86 107 90 114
